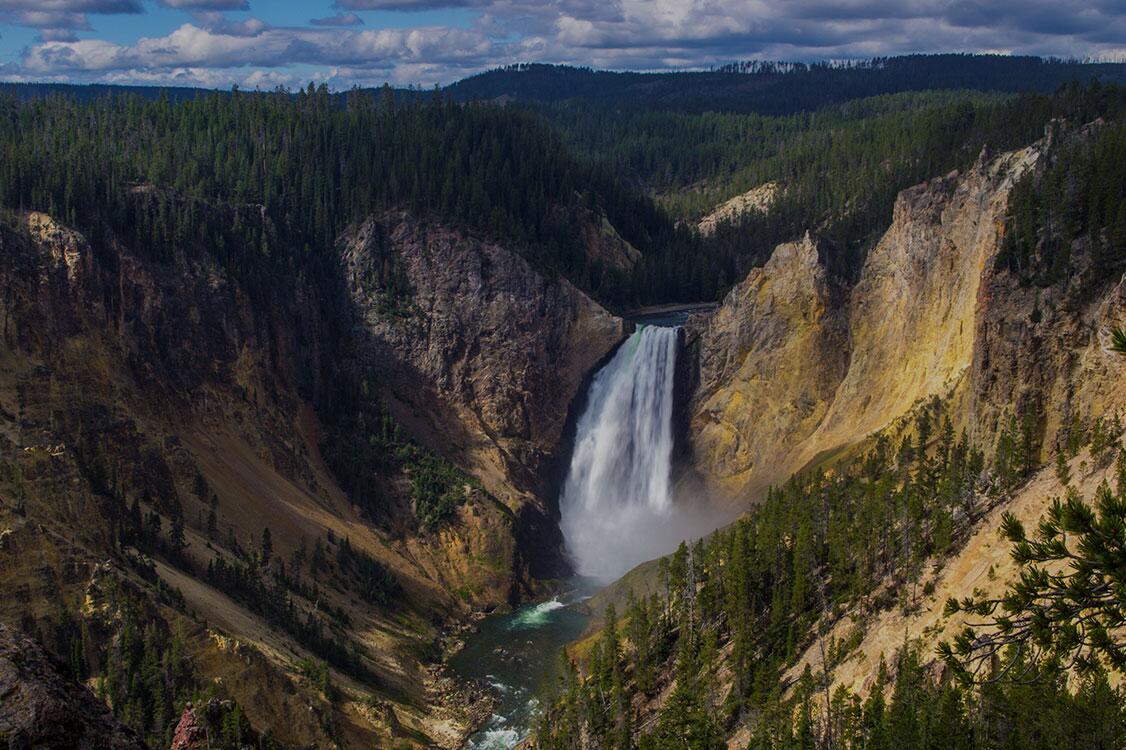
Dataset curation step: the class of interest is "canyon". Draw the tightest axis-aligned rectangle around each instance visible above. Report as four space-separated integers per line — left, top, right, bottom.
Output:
3 135 1124 747
0 65 1123 750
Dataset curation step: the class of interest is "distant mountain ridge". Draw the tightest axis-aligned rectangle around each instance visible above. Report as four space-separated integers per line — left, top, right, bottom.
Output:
445 55 1126 113
5 54 1125 115
0 81 212 103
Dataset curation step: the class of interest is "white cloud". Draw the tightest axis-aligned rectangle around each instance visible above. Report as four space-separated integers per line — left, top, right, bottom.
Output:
19 21 500 78
310 12 365 27
158 0 248 9
0 0 139 43
0 1 140 10
3 0 1124 87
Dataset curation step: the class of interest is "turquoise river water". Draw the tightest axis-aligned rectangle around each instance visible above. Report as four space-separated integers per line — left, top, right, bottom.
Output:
448 586 595 749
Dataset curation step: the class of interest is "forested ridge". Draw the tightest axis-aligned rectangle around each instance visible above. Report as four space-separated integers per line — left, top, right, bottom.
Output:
3 57 1124 307
533 82 1126 299
997 120 1126 290
535 407 1126 750
0 84 670 307
447 55 1126 115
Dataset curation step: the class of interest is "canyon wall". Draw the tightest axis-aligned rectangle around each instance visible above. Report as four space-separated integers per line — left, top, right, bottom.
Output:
686 232 849 496
0 207 623 747
340 211 625 505
339 211 626 580
686 143 1124 504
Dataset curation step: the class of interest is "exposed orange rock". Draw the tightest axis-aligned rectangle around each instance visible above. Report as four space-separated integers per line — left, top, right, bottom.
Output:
697 181 781 236
683 143 1123 505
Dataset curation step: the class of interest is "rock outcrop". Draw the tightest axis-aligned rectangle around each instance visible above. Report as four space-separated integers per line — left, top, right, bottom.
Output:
686 233 849 495
169 705 207 750
966 242 1126 454
0 625 143 750
697 181 781 236
687 142 1125 502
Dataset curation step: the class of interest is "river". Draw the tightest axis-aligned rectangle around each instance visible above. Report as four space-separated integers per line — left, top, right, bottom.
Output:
447 585 596 750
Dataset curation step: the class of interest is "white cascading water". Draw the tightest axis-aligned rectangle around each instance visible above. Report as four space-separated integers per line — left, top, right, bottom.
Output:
559 325 680 581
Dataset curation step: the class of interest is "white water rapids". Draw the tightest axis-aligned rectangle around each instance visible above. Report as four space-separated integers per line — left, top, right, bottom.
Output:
559 325 682 581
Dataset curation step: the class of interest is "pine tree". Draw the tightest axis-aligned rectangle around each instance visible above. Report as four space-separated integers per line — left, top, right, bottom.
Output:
260 526 272 565
650 670 724 750
1112 327 1126 356
1055 451 1071 486
942 480 1126 679
207 495 219 540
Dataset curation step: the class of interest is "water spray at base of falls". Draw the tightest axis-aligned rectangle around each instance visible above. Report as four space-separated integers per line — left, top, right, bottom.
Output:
559 324 688 581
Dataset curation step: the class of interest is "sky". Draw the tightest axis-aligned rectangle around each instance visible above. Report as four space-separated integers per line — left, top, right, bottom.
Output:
0 1 1123 90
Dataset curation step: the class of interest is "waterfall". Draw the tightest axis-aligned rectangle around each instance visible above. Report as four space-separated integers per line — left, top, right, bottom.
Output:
559 325 680 581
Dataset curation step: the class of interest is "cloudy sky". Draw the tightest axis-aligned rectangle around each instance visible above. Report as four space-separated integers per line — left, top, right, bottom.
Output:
0 1 1123 89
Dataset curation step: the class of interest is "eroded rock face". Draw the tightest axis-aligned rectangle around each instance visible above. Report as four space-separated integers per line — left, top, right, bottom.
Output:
687 145 1050 501
685 233 849 495
340 211 626 507
808 147 1041 454
967 244 1126 453
0 625 144 750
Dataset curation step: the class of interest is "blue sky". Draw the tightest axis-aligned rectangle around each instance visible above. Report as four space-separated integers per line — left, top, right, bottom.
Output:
1 1 1123 89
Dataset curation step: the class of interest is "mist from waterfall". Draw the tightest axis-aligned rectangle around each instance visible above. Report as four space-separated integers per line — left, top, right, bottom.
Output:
559 325 686 581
